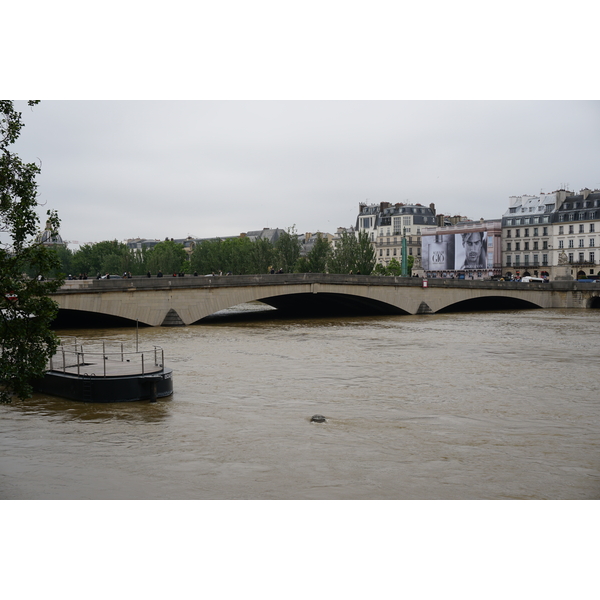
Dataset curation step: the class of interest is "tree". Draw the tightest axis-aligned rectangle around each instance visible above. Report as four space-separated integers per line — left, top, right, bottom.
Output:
246 237 275 274
328 230 375 275
305 232 331 273
1 101 63 403
275 225 301 272
354 230 376 275
328 230 356 274
147 239 188 274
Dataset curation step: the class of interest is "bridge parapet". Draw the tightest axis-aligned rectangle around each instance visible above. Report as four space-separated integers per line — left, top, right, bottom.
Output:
54 273 600 294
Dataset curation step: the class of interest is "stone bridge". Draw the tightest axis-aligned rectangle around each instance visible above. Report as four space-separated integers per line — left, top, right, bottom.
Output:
51 273 600 327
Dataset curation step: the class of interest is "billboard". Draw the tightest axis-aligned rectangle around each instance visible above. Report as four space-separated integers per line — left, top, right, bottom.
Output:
422 231 488 270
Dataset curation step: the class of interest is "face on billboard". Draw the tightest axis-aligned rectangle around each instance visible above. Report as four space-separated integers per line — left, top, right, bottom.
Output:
456 232 487 269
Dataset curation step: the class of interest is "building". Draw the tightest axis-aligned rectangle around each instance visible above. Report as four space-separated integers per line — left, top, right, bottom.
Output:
501 188 600 280
35 220 66 248
421 219 502 279
356 201 437 269
552 188 600 280
296 231 335 257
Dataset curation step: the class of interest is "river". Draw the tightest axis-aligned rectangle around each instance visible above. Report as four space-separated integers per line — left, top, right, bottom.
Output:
1 307 599 500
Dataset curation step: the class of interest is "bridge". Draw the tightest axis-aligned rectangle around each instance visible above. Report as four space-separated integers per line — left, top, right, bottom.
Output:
51 273 600 327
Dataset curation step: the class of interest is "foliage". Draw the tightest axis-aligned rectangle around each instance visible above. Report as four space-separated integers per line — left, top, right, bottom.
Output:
146 239 188 275
373 256 414 276
354 230 376 275
246 237 276 274
328 230 375 275
274 226 301 273
191 236 276 275
305 232 331 273
1 101 63 403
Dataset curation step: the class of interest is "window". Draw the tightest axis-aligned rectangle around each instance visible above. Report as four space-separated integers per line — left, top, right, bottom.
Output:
515 229 520 237
579 252 585 262
403 216 411 227
524 242 529 250
393 217 401 232
591 239 596 247
533 241 538 250
569 225 574 234
524 228 529 237
590 252 596 263
506 242 512 251
533 254 539 265
579 239 585 248
542 254 548 266
569 253 574 262
515 242 521 251
515 256 520 266
579 224 585 233
559 226 564 235
543 227 548 236
533 227 538 237
506 256 512 266
590 224 595 233
506 230 512 238
559 240 564 249
543 241 548 250
524 255 530 266
379 249 383 256
568 239 574 248
393 248 397 256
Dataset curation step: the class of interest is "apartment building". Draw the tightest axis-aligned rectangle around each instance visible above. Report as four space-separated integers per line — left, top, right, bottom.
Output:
356 201 437 267
501 188 600 280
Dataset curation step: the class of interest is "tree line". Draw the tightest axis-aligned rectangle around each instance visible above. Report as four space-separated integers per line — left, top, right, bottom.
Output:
50 228 385 277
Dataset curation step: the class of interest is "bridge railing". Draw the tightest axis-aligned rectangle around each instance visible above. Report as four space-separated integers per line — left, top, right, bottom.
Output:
52 273 599 293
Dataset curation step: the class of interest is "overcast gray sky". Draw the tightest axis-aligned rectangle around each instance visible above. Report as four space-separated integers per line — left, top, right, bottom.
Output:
10 100 600 247
5 3 600 248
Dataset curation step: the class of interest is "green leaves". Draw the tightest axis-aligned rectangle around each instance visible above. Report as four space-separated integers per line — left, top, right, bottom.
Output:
1 101 63 403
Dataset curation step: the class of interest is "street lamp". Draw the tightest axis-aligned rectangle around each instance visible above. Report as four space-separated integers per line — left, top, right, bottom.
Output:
401 227 408 277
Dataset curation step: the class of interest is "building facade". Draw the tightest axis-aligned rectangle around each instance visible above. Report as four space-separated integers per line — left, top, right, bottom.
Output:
501 188 600 280
356 201 437 269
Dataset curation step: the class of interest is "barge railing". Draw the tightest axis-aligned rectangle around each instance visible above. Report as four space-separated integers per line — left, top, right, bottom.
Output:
48 340 165 378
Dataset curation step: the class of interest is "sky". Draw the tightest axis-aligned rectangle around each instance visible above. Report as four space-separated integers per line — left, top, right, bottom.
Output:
9 100 600 248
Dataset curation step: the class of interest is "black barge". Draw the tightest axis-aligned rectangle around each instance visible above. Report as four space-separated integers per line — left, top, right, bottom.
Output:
33 341 173 402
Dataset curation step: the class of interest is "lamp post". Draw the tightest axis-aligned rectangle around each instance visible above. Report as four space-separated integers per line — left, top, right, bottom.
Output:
401 227 408 277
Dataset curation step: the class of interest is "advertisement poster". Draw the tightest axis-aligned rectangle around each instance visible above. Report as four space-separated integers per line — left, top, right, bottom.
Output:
422 231 488 270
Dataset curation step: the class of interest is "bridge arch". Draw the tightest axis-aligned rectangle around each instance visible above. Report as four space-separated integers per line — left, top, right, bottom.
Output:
53 308 141 328
588 295 600 309
436 295 543 313
240 291 410 318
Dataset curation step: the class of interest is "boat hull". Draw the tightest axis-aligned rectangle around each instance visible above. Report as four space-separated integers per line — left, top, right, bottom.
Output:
33 368 173 403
